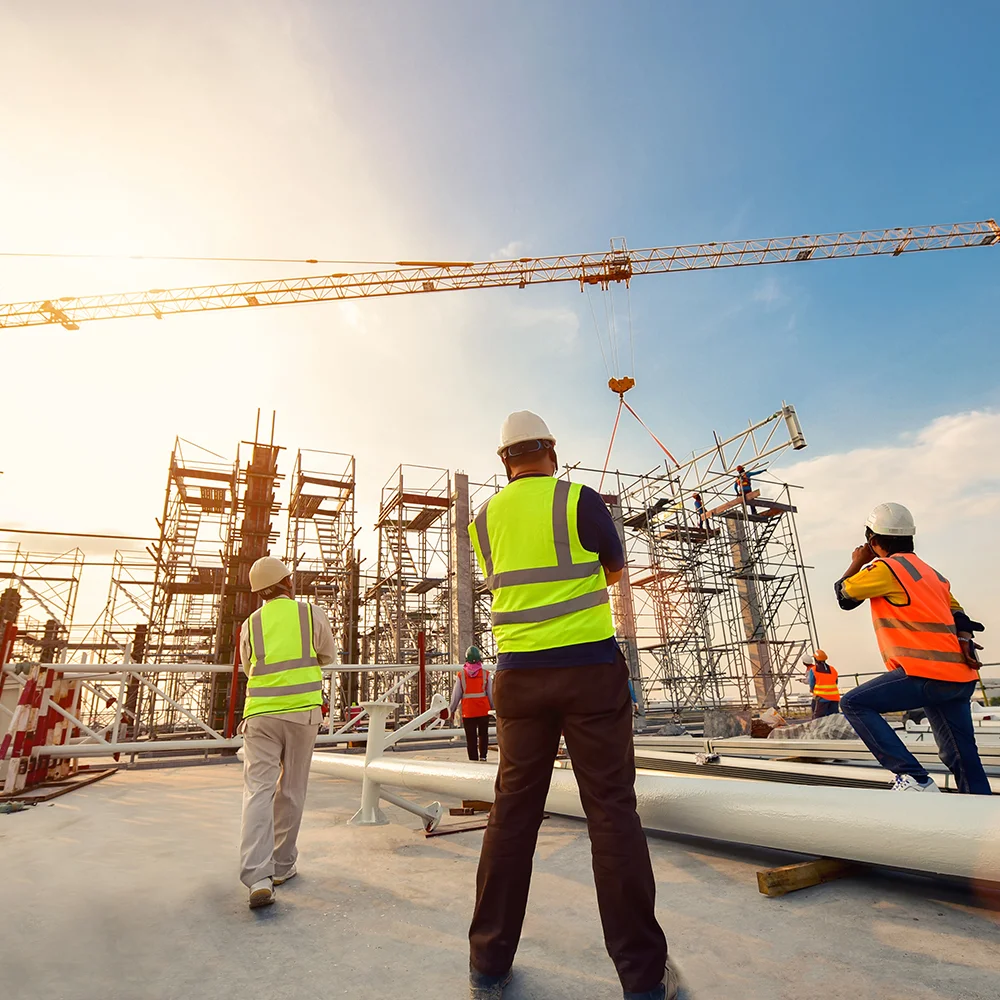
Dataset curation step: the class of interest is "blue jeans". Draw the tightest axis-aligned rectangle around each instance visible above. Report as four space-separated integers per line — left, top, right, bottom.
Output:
841 668 990 794
812 697 840 719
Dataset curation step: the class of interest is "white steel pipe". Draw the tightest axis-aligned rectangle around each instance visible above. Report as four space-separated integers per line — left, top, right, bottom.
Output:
31 725 484 758
379 788 444 832
309 754 1000 883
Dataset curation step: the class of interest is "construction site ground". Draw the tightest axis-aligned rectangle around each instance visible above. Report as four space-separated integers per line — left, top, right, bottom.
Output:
3 751 999 1000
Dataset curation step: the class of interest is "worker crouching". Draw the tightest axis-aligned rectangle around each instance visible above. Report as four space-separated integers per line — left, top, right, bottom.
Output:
448 645 495 761
836 503 989 794
238 556 336 908
465 411 685 1000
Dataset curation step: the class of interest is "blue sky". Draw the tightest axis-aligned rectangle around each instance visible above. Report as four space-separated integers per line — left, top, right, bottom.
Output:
2 1 999 663
298 0 1000 456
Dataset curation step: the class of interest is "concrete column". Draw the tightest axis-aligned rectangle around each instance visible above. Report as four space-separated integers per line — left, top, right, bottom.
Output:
727 517 776 708
450 473 474 662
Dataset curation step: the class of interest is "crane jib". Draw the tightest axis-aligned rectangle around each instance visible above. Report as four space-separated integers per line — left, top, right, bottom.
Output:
1 219 996 330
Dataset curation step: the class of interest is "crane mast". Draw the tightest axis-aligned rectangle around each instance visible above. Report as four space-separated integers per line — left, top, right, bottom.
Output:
1 219 996 331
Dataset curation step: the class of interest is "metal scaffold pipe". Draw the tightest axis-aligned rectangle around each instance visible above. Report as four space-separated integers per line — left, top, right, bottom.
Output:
309 754 1000 883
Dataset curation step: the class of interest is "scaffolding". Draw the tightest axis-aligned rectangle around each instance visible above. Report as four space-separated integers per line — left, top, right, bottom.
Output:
0 542 83 664
466 474 505 661
366 465 453 711
581 405 816 714
285 449 359 710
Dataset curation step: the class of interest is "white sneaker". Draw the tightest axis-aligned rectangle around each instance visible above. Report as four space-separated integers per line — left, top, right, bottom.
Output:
249 877 275 908
890 774 940 792
273 865 297 885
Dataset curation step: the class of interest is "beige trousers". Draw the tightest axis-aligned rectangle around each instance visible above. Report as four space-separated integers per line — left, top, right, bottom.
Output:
240 714 318 887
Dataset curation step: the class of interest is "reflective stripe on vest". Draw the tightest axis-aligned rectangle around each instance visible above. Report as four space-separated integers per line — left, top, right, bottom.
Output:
469 477 614 654
812 664 840 701
460 668 490 718
869 555 977 683
243 599 322 720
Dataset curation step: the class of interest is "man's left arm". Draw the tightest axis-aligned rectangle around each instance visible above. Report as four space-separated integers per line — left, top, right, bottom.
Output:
577 487 625 586
311 607 337 666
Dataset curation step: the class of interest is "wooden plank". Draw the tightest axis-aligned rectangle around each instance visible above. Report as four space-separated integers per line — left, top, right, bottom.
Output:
462 799 494 813
0 766 117 803
449 807 477 816
706 491 760 518
756 857 856 897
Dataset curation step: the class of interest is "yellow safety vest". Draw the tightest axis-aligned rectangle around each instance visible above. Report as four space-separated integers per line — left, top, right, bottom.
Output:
468 477 615 653
243 598 322 720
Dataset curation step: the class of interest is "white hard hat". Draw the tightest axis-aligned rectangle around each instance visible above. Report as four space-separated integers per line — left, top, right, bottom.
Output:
497 410 556 456
249 556 291 593
802 655 815 666
865 502 916 537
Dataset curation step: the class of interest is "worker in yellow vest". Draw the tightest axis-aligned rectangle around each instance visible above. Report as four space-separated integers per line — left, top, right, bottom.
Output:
837 503 989 794
806 650 841 718
239 556 335 908
466 411 683 1000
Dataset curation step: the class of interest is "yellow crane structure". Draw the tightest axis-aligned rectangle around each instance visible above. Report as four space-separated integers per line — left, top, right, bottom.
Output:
0 219 996 332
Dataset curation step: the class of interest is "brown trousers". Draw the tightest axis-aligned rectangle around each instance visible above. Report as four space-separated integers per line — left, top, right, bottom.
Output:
469 657 667 994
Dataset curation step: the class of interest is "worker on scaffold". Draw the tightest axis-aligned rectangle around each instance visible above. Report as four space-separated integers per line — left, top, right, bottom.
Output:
804 650 840 718
448 645 495 761
734 464 759 513
836 503 989 794
238 556 336 908
692 492 705 527
466 411 686 1000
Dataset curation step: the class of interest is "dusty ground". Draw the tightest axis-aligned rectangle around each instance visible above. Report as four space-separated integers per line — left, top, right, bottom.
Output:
2 757 998 1000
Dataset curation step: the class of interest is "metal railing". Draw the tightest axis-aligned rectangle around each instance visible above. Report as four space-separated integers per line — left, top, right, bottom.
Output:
1 661 471 760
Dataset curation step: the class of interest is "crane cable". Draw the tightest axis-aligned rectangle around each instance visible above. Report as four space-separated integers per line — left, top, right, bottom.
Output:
592 275 678 489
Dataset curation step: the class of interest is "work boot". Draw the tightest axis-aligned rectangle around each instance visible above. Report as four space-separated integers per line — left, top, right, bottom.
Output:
273 864 297 885
248 877 274 909
623 959 690 1000
469 963 512 998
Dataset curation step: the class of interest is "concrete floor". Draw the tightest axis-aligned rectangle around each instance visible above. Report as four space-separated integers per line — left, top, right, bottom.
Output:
2 758 999 1000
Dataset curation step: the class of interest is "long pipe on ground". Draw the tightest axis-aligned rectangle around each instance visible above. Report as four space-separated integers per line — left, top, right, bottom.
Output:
309 753 1000 883
34 726 492 758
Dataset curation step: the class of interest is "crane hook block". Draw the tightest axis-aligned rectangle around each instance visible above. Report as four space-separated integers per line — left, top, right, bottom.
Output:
608 376 635 395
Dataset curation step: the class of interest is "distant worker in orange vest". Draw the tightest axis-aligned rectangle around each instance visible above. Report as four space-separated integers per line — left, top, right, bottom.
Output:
836 503 989 794
448 645 495 761
805 650 840 718
734 464 760 513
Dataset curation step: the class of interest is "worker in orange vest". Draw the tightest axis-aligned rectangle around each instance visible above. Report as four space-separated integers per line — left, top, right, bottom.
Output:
448 646 494 761
734 465 760 512
836 503 989 794
805 650 840 719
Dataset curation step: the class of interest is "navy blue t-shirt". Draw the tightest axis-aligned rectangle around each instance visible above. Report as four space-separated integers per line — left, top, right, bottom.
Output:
492 477 624 669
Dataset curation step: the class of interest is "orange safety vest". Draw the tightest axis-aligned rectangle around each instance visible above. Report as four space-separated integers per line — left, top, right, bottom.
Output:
461 668 491 719
811 664 840 702
870 554 978 683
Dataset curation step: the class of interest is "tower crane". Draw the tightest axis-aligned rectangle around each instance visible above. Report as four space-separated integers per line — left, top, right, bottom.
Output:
0 219 995 333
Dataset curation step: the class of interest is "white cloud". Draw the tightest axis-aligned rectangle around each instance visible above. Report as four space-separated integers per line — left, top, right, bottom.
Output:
752 275 785 306
491 240 526 260
782 410 1000 681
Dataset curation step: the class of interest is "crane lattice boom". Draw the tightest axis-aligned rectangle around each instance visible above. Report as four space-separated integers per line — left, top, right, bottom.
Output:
2 219 996 331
